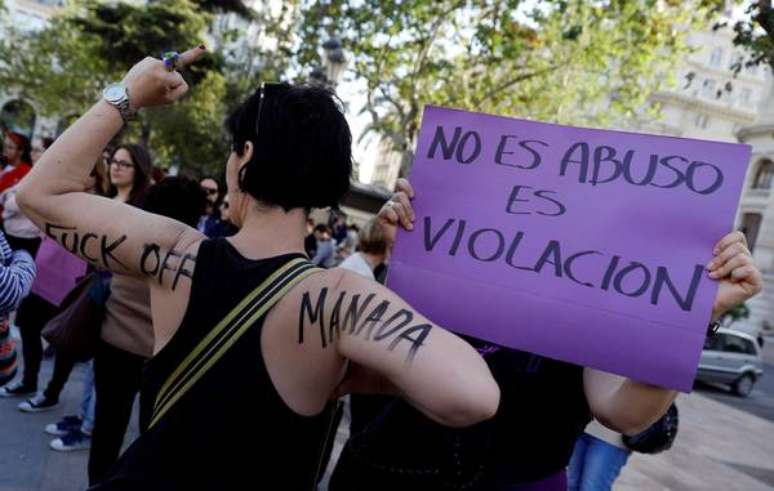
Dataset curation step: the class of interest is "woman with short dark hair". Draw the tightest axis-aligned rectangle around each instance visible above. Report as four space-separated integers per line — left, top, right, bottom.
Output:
16 47 499 489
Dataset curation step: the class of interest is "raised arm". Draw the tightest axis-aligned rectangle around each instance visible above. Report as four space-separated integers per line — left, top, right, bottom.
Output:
16 48 207 289
585 231 762 435
295 268 499 427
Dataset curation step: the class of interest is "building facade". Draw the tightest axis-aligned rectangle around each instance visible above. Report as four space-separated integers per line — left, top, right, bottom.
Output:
634 27 773 336
0 0 63 139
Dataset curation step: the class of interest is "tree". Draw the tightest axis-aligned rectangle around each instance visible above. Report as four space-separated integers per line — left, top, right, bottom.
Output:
720 302 751 326
730 0 774 71
296 0 726 176
0 0 268 174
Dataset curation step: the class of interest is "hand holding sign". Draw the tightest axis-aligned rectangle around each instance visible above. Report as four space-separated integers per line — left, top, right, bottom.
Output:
387 106 756 391
708 231 762 319
381 182 762 331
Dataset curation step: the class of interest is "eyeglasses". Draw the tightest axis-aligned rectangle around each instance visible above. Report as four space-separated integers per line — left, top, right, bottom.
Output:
109 159 134 170
202 187 218 196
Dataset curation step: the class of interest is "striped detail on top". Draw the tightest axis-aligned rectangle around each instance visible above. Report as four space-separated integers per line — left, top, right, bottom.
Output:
149 257 321 429
0 232 35 317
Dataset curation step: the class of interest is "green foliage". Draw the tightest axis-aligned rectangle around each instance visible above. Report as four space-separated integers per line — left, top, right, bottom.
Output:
0 0 263 174
720 303 751 326
730 0 774 71
296 0 723 175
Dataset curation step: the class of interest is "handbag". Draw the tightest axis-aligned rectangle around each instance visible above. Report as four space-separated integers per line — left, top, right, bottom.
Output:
41 271 110 362
623 403 679 454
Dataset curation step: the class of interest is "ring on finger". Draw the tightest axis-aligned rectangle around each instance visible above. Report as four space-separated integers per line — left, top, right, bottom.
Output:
161 50 181 71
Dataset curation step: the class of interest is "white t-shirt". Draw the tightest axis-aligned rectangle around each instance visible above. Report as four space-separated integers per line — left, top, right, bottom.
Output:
1 186 40 239
337 252 374 280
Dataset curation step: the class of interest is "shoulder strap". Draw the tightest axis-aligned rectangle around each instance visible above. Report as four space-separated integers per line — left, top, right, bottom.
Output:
149 257 321 429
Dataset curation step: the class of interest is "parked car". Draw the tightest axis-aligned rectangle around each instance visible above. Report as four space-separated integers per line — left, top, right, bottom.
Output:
696 328 764 397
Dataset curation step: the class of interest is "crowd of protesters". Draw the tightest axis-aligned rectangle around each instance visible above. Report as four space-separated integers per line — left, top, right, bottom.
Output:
0 44 764 491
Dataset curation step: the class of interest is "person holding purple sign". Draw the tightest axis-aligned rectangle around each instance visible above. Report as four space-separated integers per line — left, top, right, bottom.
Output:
329 177 762 491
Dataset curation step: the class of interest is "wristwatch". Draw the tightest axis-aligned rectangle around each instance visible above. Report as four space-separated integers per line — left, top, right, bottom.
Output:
102 83 136 123
707 320 721 337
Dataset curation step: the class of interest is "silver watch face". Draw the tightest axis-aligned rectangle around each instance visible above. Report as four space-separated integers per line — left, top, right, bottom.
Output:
104 84 127 104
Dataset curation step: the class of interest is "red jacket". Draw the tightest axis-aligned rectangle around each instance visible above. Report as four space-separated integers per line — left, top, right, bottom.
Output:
0 164 31 194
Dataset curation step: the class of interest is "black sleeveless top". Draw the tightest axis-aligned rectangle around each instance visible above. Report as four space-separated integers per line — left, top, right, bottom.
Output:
331 345 591 490
92 239 334 490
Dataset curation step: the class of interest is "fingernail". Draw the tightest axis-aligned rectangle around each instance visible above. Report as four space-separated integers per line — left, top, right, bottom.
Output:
408 223 414 230
708 271 718 279
713 247 719 254
706 261 715 270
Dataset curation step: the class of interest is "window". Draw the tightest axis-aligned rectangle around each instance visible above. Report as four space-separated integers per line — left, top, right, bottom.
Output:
741 88 753 107
740 212 763 253
753 159 774 189
702 78 716 98
694 113 710 129
704 336 722 351
709 47 723 67
721 334 757 355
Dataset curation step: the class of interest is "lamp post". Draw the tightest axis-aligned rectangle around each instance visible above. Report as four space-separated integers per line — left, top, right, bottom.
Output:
310 37 346 88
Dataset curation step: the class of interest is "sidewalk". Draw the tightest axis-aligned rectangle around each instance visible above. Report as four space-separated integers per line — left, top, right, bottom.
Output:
1 360 772 490
616 391 774 490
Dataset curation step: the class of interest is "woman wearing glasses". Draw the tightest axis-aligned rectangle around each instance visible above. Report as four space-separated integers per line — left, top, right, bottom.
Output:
107 145 152 206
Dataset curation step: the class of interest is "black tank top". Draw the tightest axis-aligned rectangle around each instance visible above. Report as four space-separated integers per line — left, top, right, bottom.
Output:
92 239 334 490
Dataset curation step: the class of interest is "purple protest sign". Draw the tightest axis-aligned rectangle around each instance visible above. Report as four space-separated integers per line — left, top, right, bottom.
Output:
387 106 750 391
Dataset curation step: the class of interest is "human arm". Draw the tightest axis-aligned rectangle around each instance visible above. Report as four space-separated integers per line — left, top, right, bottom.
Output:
296 268 500 428
585 231 762 435
0 233 35 313
16 48 207 288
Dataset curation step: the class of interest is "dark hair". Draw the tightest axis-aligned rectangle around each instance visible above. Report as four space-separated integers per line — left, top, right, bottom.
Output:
108 144 152 206
5 131 31 165
358 218 387 255
41 137 55 150
140 176 207 227
200 176 220 190
313 223 330 235
225 83 352 211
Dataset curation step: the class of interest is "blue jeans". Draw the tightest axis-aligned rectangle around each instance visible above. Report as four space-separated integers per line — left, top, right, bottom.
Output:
80 361 96 434
568 433 630 491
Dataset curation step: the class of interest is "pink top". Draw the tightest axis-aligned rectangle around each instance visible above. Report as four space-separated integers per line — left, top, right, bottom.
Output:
30 237 88 307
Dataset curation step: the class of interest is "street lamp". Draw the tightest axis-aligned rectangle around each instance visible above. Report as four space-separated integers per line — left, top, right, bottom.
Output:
310 38 346 88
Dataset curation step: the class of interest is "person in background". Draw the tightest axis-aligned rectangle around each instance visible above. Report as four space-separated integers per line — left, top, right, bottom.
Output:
20 147 148 437
217 194 239 237
331 212 349 244
320 218 392 486
197 176 224 237
1 182 42 255
30 137 55 165
0 231 36 387
304 217 317 258
310 223 336 268
567 421 631 491
337 219 386 281
5 159 107 410
48 362 96 452
0 132 32 194
88 176 206 484
330 178 764 491
107 144 152 206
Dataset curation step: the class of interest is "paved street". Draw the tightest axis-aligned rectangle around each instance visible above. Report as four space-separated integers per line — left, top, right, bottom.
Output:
1 340 772 490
